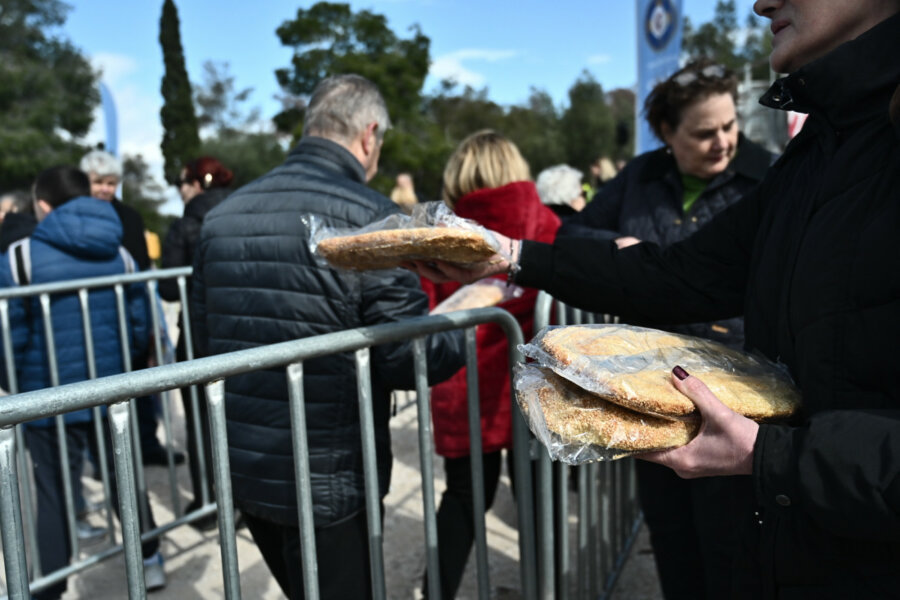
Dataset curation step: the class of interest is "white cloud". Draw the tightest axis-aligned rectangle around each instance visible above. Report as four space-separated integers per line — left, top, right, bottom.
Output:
91 53 139 84
587 54 612 65
430 48 519 87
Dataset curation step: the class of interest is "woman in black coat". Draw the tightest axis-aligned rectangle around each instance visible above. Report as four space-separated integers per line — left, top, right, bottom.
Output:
410 1 900 597
159 156 233 527
559 59 774 599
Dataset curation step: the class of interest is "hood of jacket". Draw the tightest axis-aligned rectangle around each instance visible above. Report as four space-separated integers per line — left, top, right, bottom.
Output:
32 197 123 261
453 181 562 241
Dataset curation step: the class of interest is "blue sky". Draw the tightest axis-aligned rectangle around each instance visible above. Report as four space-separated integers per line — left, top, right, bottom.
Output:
61 1 758 215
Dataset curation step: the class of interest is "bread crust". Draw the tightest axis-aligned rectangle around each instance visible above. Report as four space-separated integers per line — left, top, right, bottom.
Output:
537 326 801 421
431 281 505 314
517 367 700 453
317 227 497 270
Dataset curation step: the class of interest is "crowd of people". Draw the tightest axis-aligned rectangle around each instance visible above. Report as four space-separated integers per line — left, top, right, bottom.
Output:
1 0 898 598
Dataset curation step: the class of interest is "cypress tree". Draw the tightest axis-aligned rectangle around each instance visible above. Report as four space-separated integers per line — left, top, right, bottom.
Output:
158 0 200 184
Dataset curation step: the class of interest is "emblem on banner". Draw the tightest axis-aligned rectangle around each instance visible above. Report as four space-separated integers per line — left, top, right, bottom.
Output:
645 0 677 51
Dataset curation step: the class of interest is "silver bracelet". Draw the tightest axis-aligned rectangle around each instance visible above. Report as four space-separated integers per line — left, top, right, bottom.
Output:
506 239 521 286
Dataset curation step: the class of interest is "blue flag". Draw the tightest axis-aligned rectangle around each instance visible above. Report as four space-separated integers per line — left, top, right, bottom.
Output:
636 0 683 154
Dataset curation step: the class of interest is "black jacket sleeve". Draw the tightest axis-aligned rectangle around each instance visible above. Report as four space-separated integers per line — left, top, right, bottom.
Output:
754 410 900 542
360 264 465 390
516 184 763 325
188 243 209 358
158 218 186 301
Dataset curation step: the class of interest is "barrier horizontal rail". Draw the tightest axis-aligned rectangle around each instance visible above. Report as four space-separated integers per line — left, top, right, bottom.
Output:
0 308 519 427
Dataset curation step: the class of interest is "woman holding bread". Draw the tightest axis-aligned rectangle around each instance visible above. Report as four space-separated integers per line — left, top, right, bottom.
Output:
419 130 560 599
409 1 900 597
557 58 775 600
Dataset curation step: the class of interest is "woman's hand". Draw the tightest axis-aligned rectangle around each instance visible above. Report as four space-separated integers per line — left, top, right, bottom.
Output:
403 231 517 284
638 366 759 478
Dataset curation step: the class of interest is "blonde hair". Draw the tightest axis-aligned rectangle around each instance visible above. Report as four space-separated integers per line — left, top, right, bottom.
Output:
441 130 531 208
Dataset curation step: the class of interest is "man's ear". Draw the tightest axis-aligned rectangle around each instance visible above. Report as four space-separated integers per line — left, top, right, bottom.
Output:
361 122 380 156
34 198 53 221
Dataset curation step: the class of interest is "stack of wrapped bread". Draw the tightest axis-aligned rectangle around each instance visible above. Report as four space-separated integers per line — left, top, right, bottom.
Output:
514 325 802 463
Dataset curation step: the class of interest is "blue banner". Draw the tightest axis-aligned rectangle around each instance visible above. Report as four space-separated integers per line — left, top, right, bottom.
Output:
99 82 119 158
636 0 683 154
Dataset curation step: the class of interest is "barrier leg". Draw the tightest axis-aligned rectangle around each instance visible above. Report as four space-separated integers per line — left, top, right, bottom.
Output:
205 380 241 600
107 401 146 600
287 362 320 600
0 427 30 599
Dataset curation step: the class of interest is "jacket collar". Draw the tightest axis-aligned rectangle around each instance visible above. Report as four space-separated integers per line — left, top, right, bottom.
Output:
759 11 900 132
287 136 367 184
639 133 771 186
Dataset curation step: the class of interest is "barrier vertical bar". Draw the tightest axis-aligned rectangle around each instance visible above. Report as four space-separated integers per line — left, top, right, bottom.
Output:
555 460 570 600
463 327 491 599
0 298 41 577
177 276 209 506
145 280 181 515
508 333 537 599
355 348 387 600
205 380 241 600
536 445 554 600
0 427 30 599
577 465 589 599
114 284 150 529
286 362 320 600
107 401 146 600
79 288 116 540
587 462 599 598
40 294 80 559
413 337 442 600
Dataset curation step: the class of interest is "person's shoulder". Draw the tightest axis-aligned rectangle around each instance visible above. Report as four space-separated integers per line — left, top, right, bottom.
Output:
111 197 146 226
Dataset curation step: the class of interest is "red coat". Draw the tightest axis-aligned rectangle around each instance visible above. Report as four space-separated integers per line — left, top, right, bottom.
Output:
422 181 560 457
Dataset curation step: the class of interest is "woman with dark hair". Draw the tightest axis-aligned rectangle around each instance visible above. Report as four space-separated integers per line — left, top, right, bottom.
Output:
159 156 233 528
557 57 775 599
410 1 900 597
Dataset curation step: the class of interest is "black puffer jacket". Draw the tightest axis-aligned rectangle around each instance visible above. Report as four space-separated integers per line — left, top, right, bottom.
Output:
158 187 230 303
516 13 900 598
558 134 773 348
190 137 464 527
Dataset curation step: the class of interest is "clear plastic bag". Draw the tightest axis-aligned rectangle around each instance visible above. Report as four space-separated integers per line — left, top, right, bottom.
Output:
514 363 700 464
430 279 524 315
304 201 507 271
518 324 801 422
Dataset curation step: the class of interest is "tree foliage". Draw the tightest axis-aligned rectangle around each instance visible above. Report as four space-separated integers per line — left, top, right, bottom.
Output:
159 0 200 184
0 0 98 190
560 72 616 173
683 0 772 79
193 60 286 188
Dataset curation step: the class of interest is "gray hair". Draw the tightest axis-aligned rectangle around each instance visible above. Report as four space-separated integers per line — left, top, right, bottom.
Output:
80 149 122 179
302 74 391 145
0 190 32 213
536 164 584 207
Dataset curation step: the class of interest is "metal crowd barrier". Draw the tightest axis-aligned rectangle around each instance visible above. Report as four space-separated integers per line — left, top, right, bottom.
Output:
0 266 213 598
531 290 642 600
0 265 641 600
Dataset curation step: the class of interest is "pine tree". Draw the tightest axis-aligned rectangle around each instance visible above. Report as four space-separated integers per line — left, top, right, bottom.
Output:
158 0 200 184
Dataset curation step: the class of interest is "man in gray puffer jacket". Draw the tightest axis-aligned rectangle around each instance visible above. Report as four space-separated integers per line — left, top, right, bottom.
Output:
190 74 464 599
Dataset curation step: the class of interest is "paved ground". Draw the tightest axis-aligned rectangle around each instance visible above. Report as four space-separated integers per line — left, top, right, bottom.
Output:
45 393 663 600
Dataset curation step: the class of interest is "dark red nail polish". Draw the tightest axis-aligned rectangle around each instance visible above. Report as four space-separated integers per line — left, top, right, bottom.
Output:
673 365 689 380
